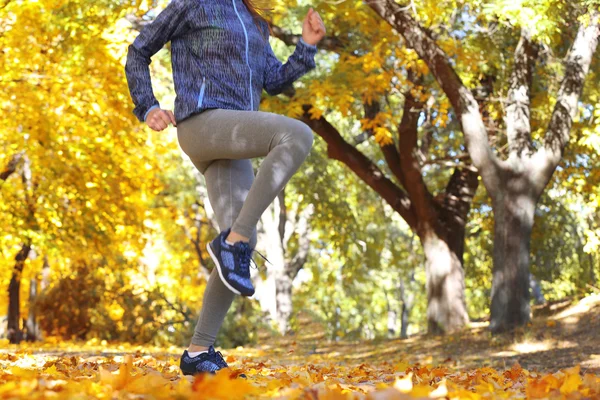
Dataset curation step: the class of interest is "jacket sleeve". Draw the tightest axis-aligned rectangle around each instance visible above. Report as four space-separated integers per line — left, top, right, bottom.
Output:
125 0 191 122
263 33 318 96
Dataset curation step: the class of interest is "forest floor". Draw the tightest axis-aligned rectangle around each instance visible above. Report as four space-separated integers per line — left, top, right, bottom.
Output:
275 293 600 375
1 294 599 399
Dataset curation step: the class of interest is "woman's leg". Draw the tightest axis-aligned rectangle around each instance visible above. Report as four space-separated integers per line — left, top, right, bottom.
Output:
177 109 314 240
178 109 313 347
189 159 257 349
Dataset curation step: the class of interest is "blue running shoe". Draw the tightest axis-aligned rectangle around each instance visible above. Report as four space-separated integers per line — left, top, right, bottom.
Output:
207 228 255 296
179 346 228 376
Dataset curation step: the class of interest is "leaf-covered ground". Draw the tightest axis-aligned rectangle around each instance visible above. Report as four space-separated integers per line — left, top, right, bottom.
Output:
1 295 599 399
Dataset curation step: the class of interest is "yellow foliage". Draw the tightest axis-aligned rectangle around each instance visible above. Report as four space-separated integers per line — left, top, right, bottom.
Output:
0 340 599 399
374 127 394 146
0 0 207 335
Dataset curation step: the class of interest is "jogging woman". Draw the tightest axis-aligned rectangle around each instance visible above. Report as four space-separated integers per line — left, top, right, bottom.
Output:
125 0 325 375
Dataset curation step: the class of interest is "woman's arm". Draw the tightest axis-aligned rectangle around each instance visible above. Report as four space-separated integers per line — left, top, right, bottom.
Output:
263 8 325 96
125 0 191 123
263 38 318 96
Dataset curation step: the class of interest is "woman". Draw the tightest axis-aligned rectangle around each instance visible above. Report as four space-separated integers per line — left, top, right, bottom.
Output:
125 0 325 375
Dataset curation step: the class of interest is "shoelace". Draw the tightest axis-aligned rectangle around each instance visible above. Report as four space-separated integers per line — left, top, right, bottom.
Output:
237 243 252 275
253 249 271 265
236 243 272 276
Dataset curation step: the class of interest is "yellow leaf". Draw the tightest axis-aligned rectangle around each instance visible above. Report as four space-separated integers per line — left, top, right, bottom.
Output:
395 361 411 372
309 106 323 120
560 369 583 394
429 380 448 398
375 127 393 146
190 369 257 399
394 373 413 393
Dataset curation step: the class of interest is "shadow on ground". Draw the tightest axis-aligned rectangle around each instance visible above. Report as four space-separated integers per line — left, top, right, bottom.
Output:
249 294 600 375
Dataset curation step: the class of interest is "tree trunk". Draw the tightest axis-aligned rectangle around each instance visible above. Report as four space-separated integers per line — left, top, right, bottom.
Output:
421 231 469 334
399 273 415 339
41 255 50 290
591 253 596 286
420 165 478 334
385 289 398 337
257 191 312 334
530 274 545 305
256 199 285 328
25 277 39 341
489 183 537 333
275 273 293 334
387 309 397 337
8 243 31 344
400 297 411 339
24 248 39 341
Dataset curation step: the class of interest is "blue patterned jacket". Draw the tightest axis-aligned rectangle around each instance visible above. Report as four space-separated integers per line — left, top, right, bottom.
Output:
125 0 318 123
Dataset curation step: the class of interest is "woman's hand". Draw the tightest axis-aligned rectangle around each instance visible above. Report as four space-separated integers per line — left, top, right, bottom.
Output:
302 8 326 46
146 108 176 131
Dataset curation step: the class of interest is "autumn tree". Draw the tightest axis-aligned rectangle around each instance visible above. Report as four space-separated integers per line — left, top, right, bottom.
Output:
266 2 478 333
364 0 600 331
0 0 190 342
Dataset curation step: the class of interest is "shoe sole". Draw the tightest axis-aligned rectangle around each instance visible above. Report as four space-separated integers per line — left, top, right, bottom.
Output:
207 241 243 296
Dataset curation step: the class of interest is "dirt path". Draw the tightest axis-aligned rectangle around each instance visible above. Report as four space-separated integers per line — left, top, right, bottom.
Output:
251 294 600 375
0 295 598 399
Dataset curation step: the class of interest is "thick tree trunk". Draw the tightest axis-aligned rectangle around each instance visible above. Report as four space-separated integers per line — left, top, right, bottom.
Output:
421 231 469 334
489 182 537 333
422 167 478 334
8 243 31 344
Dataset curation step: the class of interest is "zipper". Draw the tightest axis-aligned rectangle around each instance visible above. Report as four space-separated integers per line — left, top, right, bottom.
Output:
231 0 253 110
197 77 206 108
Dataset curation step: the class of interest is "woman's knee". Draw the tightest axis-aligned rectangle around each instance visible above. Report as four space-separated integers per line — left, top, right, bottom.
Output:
286 119 314 153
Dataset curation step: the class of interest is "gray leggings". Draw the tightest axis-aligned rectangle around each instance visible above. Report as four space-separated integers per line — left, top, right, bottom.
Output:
176 108 313 347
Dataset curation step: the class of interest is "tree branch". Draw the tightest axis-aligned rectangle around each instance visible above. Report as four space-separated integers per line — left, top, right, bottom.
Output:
362 100 407 187
421 152 471 166
151 290 193 322
181 210 211 281
506 29 538 159
270 25 345 53
365 0 500 191
397 88 436 226
537 9 600 185
287 204 313 279
300 105 418 228
1 152 24 182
